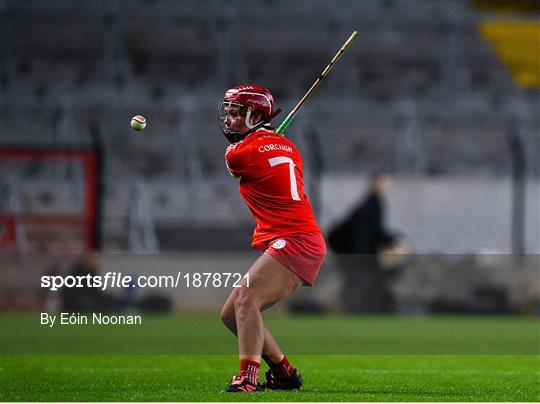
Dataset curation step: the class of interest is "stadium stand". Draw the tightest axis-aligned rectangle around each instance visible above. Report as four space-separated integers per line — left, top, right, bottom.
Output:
0 0 538 251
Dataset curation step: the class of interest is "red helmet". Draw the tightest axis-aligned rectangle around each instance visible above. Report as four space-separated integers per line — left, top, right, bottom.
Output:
218 84 275 143
224 85 274 120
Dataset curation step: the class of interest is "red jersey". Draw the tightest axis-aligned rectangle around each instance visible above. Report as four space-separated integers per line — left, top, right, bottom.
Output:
225 128 321 249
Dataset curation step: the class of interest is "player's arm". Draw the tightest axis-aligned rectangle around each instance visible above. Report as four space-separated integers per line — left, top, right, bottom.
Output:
225 143 252 178
225 160 241 179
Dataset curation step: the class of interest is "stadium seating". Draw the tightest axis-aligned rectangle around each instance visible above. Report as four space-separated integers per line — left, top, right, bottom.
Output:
1 0 538 250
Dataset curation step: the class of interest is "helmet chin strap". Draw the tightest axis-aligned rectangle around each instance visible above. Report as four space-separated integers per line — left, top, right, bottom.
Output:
244 107 255 129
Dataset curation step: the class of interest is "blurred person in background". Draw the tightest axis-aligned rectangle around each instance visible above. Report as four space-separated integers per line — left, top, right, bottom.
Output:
218 85 326 392
61 251 126 312
328 172 407 313
61 251 103 312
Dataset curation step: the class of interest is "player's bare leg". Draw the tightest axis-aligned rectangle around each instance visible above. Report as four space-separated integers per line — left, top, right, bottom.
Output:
221 253 303 391
221 254 302 360
221 288 286 362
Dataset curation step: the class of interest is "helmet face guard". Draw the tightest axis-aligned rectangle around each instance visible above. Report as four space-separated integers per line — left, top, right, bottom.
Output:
218 100 251 143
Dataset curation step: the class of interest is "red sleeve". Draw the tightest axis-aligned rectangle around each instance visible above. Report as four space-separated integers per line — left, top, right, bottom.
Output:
225 142 252 178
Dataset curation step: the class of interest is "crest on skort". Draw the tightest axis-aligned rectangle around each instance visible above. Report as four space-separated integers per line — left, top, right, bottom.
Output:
272 239 287 249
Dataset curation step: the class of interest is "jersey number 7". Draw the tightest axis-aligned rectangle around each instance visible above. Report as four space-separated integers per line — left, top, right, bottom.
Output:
268 156 301 201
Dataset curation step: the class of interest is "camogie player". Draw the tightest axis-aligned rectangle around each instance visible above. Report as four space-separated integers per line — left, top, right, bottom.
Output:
218 85 326 392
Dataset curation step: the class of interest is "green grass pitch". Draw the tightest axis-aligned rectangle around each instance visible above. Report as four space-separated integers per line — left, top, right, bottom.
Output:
1 313 539 401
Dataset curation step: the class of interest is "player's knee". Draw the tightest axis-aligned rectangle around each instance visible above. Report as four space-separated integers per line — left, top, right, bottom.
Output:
233 287 259 318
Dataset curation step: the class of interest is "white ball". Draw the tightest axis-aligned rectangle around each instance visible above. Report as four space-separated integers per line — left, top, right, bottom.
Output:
131 115 147 131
